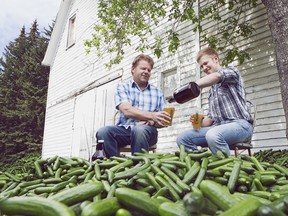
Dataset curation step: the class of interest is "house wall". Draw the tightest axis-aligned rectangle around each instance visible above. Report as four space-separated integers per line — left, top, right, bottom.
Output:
42 0 287 159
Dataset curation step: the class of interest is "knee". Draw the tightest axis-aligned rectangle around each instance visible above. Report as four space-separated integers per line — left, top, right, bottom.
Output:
176 135 184 147
205 130 220 144
132 125 154 136
96 126 112 139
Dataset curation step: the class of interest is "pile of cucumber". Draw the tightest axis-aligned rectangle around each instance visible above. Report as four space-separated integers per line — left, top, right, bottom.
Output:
0 146 288 216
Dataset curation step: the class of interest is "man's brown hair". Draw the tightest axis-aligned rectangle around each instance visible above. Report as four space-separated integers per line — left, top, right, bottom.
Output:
132 54 154 69
196 47 220 63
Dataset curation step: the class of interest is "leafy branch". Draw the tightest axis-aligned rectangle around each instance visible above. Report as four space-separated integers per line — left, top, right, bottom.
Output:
85 0 258 68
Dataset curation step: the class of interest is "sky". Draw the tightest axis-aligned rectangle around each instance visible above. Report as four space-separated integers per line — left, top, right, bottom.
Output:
0 0 62 57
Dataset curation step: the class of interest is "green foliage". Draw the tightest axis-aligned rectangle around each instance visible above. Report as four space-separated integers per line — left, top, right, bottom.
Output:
0 20 53 157
0 151 41 174
85 0 258 67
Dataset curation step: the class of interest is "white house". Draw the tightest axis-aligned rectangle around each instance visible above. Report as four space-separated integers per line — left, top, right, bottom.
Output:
41 0 287 160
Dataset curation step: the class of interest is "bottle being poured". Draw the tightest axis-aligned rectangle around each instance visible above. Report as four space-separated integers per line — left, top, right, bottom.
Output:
166 82 201 104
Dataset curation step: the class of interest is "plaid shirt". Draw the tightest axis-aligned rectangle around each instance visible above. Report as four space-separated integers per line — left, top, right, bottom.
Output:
115 80 165 127
207 66 253 125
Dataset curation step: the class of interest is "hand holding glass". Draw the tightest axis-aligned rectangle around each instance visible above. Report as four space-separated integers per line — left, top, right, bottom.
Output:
163 107 175 126
192 113 204 129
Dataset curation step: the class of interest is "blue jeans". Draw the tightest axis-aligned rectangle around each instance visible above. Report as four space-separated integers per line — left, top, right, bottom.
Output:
96 125 158 157
176 119 253 156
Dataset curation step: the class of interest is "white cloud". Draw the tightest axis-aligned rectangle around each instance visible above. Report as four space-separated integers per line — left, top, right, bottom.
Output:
0 0 61 56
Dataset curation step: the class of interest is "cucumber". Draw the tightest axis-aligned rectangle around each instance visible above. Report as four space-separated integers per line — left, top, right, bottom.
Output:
249 156 265 171
34 161 44 178
233 192 271 205
218 198 261 216
182 161 200 184
115 187 161 215
193 167 206 188
18 179 43 188
0 196 75 216
273 164 288 177
200 180 237 211
146 172 161 191
188 150 212 160
260 175 276 186
81 197 121 216
227 160 242 194
257 204 286 216
183 191 204 214
158 202 189 216
207 157 234 169
115 208 133 216
50 182 103 206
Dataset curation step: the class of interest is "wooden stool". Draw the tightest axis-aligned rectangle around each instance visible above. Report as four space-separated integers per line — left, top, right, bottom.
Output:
230 143 252 158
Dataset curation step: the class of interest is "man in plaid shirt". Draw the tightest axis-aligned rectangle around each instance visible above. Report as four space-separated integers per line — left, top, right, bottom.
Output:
96 54 171 157
177 47 254 156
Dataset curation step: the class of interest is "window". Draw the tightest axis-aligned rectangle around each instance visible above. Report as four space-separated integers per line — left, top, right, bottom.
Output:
67 14 76 48
161 69 178 99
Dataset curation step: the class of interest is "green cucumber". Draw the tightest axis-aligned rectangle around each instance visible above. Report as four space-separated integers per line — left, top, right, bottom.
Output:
158 202 189 216
257 204 286 216
155 175 180 201
146 172 161 191
260 175 276 186
4 172 21 182
114 157 150 180
50 181 103 206
115 187 161 216
0 196 75 216
218 198 261 216
34 161 43 178
227 160 242 194
182 161 200 184
115 208 133 216
188 150 212 160
183 191 204 214
213 176 228 185
193 167 206 188
200 180 237 211
233 192 271 205
81 197 121 216
207 157 234 169
18 179 43 188
273 164 288 177
249 156 265 171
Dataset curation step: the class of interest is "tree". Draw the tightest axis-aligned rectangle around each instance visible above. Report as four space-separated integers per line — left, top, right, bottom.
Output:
0 20 52 158
85 0 257 68
261 0 288 138
85 0 288 139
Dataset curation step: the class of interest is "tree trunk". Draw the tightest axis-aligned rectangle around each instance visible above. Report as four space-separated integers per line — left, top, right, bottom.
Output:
261 0 288 139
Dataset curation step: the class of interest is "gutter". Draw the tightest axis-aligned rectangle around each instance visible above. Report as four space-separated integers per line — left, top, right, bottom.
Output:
42 0 72 66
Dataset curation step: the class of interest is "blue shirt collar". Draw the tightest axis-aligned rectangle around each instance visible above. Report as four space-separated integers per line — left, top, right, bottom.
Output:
131 79 151 90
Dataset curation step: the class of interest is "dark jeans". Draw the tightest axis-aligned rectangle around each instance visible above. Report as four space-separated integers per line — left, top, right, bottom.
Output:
96 125 158 157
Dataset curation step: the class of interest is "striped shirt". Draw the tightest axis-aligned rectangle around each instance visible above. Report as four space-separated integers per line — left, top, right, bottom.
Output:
114 79 165 127
207 66 253 125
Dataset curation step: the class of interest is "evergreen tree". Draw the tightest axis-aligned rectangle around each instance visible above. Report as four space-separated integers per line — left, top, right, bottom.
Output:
0 20 52 159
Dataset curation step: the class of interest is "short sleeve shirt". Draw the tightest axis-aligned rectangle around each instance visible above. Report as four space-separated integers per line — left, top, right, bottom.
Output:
114 80 165 127
207 66 253 125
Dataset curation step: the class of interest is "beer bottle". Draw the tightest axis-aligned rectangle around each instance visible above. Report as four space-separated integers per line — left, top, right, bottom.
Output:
92 140 105 161
167 82 201 104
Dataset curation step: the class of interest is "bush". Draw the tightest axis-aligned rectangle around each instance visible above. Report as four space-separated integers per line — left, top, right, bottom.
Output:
0 151 41 174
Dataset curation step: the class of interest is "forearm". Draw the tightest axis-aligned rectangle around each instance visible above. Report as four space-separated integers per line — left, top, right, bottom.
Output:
202 117 214 127
196 72 221 88
118 102 154 121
